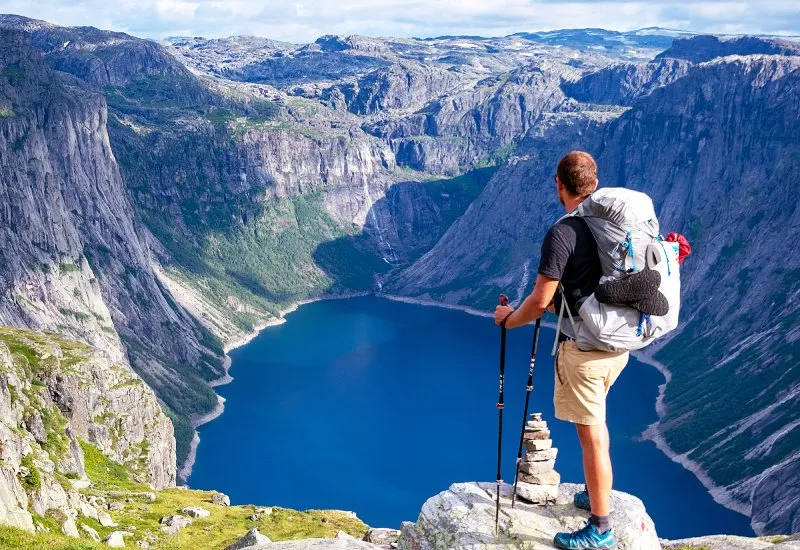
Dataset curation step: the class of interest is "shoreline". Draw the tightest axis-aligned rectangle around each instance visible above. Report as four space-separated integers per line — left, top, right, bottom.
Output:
179 291 749 523
179 292 369 481
633 350 751 518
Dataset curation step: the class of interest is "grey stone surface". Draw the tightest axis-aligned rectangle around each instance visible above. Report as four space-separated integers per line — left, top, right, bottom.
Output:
397 482 660 549
523 448 558 462
518 460 555 475
99 510 118 527
160 515 192 535
225 528 271 550
81 523 101 542
212 493 231 506
181 506 210 518
363 527 401 545
61 517 80 538
104 531 126 548
523 439 553 452
517 470 561 486
515 483 558 505
662 535 776 550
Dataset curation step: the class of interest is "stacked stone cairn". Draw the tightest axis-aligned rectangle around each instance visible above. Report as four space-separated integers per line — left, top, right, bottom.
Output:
515 412 559 505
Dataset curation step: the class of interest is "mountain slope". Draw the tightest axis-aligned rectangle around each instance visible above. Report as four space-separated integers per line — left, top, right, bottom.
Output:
0 28 224 468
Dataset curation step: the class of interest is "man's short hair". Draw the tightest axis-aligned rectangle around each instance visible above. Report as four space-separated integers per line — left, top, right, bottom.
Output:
557 151 598 197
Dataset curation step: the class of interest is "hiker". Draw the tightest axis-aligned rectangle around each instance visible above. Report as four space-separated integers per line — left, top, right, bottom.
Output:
494 151 624 550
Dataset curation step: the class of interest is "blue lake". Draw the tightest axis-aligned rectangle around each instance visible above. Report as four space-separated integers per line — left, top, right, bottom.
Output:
189 296 753 539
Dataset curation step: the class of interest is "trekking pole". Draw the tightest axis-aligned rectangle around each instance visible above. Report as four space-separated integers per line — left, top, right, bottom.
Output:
494 294 509 536
511 318 541 508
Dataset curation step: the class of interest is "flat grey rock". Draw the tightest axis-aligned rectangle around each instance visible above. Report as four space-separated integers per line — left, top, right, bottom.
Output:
397 482 660 549
662 535 774 549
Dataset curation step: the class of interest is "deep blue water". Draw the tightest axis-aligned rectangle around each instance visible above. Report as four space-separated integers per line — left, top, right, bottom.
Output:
189 296 753 539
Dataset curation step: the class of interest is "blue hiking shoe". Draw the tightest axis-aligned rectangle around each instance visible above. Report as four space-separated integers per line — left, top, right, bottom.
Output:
553 520 615 549
574 488 591 511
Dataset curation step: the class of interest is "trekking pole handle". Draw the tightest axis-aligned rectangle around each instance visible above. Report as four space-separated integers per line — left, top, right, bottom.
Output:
499 294 509 307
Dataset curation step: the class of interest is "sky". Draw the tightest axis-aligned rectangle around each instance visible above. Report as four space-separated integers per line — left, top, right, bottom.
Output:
0 1 797 43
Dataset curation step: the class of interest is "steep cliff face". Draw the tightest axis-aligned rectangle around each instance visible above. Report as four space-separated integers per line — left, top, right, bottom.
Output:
0 327 174 535
655 35 800 63
561 58 691 106
0 28 223 468
597 54 800 534
392 53 800 534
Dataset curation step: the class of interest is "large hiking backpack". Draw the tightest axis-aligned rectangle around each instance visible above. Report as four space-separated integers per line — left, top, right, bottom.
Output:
553 187 681 353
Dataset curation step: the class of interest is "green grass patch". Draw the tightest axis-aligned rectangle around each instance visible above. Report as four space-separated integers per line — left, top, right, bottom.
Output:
0 524 101 549
79 439 144 492
20 453 41 491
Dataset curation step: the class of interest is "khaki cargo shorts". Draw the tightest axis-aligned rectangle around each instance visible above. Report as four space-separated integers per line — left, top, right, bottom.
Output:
554 341 629 425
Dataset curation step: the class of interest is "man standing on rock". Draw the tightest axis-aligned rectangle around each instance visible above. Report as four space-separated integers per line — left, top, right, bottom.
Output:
495 151 627 550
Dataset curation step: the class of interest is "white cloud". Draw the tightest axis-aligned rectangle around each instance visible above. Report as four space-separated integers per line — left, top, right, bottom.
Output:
0 0 797 42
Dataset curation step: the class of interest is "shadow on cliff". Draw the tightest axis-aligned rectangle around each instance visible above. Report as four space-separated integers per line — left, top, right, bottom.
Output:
312 166 499 293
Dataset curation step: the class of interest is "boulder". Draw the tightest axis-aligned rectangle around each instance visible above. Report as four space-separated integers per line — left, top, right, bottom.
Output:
103 531 126 548
98 510 118 527
78 499 99 521
181 506 210 518
61 517 79 538
160 514 192 535
363 527 401 545
212 492 231 506
70 478 92 490
108 502 125 512
397 482 660 549
225 527 271 549
81 523 101 542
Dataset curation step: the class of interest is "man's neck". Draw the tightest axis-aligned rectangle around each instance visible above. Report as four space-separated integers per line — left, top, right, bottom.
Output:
563 195 586 213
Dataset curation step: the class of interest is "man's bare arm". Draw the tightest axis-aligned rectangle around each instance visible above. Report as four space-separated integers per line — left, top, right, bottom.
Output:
494 274 559 328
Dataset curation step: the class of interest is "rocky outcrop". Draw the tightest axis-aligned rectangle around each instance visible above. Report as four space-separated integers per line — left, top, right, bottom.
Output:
397 482 659 549
656 35 800 63
366 64 569 173
0 327 175 532
662 535 800 550
323 63 463 115
561 58 691 105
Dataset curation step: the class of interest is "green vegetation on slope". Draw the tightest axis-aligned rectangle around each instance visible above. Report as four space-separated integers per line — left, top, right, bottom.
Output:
4 438 368 549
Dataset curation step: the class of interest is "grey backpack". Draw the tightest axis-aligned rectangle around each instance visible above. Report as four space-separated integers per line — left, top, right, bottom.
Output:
553 187 681 353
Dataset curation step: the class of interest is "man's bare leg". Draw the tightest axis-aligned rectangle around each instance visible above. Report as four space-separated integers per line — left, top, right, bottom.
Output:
576 423 612 519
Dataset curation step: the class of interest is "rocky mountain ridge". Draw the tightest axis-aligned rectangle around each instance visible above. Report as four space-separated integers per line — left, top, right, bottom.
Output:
0 13 797 539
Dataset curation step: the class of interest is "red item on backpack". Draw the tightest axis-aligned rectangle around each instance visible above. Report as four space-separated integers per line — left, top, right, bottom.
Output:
666 233 691 264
